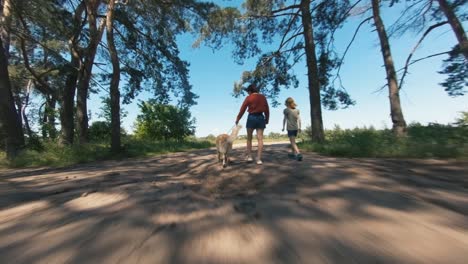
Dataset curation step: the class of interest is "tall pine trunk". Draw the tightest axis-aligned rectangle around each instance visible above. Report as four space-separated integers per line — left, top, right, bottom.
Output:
300 0 325 143
60 2 85 145
0 0 12 59
0 38 24 158
372 0 407 137
41 96 57 139
77 0 105 144
47 96 57 139
21 80 33 140
106 0 121 153
60 60 79 145
436 0 468 59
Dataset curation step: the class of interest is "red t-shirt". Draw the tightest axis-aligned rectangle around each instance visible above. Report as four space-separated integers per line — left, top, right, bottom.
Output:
236 93 270 123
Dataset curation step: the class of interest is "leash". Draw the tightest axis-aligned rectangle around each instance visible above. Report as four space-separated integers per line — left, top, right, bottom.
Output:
227 124 237 134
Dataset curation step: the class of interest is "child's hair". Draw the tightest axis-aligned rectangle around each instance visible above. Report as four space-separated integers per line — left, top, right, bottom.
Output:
285 97 297 109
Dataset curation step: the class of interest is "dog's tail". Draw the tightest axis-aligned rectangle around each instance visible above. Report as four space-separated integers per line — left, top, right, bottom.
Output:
228 125 242 143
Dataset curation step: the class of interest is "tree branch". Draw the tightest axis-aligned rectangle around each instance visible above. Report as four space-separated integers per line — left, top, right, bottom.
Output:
399 21 448 90
278 9 301 50
279 31 304 51
388 0 429 37
373 83 388 94
327 0 365 52
271 4 300 14
333 16 373 84
245 12 301 19
17 13 55 96
399 51 451 70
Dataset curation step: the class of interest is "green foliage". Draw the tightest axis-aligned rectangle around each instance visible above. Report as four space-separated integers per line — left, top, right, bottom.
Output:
301 122 468 158
318 51 355 110
88 121 112 142
453 111 468 126
0 137 213 168
88 97 128 142
388 0 467 36
25 134 44 152
439 46 467 96
204 0 354 108
202 134 217 143
386 1 467 97
110 0 218 107
134 100 195 141
1 142 110 168
234 53 300 106
123 138 212 158
98 96 128 123
267 132 283 139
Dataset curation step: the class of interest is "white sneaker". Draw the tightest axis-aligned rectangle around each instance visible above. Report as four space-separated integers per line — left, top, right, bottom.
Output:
256 160 263 165
246 156 253 162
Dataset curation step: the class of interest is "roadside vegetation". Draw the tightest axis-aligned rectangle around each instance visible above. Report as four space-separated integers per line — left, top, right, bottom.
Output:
300 112 468 159
3 112 466 168
0 137 213 169
0 100 212 169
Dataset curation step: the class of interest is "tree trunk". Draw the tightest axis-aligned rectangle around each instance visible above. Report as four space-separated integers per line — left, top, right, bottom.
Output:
300 0 325 143
22 103 32 140
41 96 57 139
47 97 57 139
436 0 468 59
106 0 121 153
41 101 47 138
0 38 24 158
77 0 105 144
13 85 22 132
0 0 12 59
60 2 85 145
60 62 79 145
372 0 407 137
21 80 33 140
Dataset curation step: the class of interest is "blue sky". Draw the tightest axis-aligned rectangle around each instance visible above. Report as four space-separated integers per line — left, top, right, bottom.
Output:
89 0 467 137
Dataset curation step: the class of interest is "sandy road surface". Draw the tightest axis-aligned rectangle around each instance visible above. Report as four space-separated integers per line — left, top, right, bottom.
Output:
1 143 468 263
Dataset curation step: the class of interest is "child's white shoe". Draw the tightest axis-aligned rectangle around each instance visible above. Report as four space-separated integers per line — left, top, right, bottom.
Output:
256 160 263 165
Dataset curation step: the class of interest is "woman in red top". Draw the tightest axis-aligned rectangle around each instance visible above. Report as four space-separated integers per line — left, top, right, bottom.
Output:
235 84 270 165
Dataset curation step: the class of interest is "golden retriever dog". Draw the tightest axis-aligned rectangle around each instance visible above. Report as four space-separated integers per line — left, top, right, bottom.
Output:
216 125 242 168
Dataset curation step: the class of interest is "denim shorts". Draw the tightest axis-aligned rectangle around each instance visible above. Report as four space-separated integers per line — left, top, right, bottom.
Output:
246 113 266 129
287 130 298 137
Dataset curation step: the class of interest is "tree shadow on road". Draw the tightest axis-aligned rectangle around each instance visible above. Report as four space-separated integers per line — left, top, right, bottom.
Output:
1 145 467 263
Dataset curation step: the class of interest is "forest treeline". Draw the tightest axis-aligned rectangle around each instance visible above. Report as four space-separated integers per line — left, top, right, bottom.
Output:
0 0 466 163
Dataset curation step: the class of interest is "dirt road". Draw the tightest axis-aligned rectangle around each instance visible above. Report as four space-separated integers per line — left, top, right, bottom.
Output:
1 143 468 263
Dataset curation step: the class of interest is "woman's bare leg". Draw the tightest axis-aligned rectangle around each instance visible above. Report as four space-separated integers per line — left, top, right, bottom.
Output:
256 129 264 161
246 128 254 159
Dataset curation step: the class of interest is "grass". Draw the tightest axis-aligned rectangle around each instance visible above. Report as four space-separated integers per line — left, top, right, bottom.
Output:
0 137 213 169
2 122 467 168
201 133 303 145
300 123 468 159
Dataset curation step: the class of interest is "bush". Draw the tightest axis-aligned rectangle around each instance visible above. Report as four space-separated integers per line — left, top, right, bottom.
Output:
453 111 468 126
89 121 112 141
301 123 468 158
3 142 110 168
134 100 195 141
0 137 214 168
202 134 216 143
123 138 213 157
267 132 283 139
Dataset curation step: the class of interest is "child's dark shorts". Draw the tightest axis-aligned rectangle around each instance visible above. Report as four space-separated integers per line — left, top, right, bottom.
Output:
246 113 266 129
287 130 298 137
